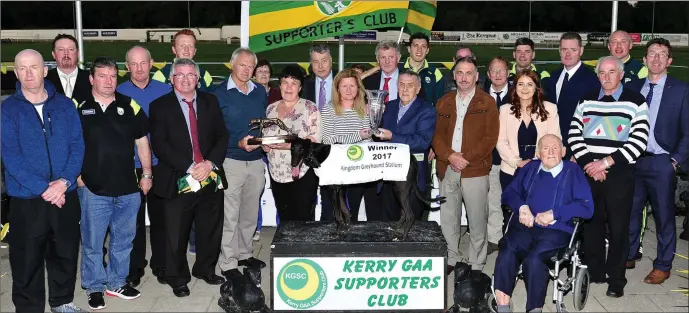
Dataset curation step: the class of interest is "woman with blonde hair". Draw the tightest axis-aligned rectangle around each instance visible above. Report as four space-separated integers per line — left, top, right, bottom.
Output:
263 65 320 221
319 68 374 221
497 69 561 189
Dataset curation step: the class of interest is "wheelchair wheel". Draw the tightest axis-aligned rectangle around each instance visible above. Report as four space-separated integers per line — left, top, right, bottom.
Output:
572 267 590 311
487 292 498 313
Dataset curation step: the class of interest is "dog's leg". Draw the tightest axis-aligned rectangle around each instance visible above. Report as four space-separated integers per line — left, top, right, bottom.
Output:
327 186 345 233
339 186 352 226
392 181 415 241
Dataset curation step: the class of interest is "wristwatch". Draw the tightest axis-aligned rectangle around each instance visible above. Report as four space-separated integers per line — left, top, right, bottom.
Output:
141 173 154 179
59 178 72 188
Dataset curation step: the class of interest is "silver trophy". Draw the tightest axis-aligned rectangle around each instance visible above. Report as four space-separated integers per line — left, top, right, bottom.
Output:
365 90 388 136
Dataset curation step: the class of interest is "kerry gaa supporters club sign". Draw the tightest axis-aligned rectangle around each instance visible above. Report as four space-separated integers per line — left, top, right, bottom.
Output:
273 257 445 310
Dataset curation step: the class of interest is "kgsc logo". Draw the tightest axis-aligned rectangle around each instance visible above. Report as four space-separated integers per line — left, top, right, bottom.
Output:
277 259 328 309
347 145 364 161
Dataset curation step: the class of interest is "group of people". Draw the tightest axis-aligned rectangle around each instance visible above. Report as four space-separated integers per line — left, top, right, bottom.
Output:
1 28 687 313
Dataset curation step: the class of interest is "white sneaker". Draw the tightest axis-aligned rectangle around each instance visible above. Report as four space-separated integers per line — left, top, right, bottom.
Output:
253 231 261 241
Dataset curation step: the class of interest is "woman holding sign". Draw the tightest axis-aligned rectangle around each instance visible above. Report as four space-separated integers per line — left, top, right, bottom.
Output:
263 66 321 221
320 69 375 222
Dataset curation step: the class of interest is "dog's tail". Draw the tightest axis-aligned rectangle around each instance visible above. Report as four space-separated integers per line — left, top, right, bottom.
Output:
412 179 445 209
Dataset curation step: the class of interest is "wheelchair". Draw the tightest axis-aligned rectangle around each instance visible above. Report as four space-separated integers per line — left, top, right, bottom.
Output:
487 207 590 313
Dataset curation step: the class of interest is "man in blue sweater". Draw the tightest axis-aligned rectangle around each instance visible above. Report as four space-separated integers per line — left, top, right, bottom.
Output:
2 49 86 312
494 134 594 313
214 47 268 280
116 45 172 287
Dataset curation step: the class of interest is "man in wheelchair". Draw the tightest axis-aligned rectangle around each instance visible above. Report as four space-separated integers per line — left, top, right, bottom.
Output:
493 135 594 313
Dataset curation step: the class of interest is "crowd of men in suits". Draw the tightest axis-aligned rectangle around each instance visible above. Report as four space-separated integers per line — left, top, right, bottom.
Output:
1 28 687 312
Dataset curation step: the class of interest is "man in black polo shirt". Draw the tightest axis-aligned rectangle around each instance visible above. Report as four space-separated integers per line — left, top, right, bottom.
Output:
76 57 152 310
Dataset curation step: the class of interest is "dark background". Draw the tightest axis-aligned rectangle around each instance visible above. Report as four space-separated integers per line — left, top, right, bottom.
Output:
2 1 688 33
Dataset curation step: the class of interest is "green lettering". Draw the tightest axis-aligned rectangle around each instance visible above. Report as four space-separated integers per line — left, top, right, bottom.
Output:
388 260 397 271
376 260 386 272
398 294 408 306
343 260 355 273
400 276 411 288
430 276 441 288
367 295 377 307
354 261 364 272
419 276 431 289
365 260 375 272
366 277 376 289
356 277 366 289
402 259 412 271
409 276 420 289
389 277 400 290
422 259 432 271
411 260 422 271
377 277 389 289
334 278 344 290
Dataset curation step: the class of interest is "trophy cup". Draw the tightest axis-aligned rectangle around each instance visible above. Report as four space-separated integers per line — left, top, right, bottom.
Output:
247 118 298 145
365 90 388 136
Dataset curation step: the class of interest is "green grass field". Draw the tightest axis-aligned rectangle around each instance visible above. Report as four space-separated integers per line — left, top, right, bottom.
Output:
2 41 688 83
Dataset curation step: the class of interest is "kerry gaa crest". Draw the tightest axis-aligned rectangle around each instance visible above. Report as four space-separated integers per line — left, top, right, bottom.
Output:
277 259 328 309
315 1 351 16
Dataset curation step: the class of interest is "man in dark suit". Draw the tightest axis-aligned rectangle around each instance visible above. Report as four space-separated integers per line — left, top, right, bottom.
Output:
363 40 402 102
371 70 436 221
45 34 91 102
544 32 600 157
626 38 689 285
302 44 337 110
149 58 229 297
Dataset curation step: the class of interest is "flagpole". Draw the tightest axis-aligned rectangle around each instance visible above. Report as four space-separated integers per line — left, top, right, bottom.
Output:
611 1 619 32
75 1 84 69
240 1 250 47
338 37 345 71
397 26 404 44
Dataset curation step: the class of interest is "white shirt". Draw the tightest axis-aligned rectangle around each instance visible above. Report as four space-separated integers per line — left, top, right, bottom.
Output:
227 76 256 95
451 88 475 152
56 67 78 98
34 103 45 122
315 72 333 105
379 68 399 101
556 61 582 103
489 84 508 103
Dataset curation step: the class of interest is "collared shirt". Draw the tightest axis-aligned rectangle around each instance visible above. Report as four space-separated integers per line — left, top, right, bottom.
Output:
404 58 429 73
227 76 257 95
452 87 475 152
489 84 508 104
380 68 399 101
56 67 78 98
77 92 149 197
315 72 333 105
597 84 624 101
538 160 564 177
174 91 198 143
556 61 582 102
642 74 669 155
398 97 416 123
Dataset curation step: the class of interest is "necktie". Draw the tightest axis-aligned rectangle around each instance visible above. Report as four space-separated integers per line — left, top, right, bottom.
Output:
559 72 570 101
383 77 392 102
61 73 74 98
646 83 656 107
494 91 503 107
318 80 327 110
183 99 204 164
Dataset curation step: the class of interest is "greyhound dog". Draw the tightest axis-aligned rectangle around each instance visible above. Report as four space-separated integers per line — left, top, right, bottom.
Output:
218 267 271 313
290 138 444 240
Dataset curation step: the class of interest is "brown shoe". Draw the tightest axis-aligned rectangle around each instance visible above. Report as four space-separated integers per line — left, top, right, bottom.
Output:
644 269 671 284
625 260 636 269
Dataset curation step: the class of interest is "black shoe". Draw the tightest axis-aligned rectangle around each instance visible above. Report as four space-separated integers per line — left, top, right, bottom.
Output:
679 230 688 241
193 273 226 285
87 292 106 310
606 288 624 298
106 284 141 300
222 269 242 280
487 242 500 255
238 257 266 269
172 284 190 297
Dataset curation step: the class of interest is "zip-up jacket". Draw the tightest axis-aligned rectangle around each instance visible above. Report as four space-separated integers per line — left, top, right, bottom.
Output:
1 80 85 199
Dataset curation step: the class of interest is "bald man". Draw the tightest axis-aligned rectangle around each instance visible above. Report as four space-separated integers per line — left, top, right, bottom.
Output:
608 30 648 84
2 49 86 312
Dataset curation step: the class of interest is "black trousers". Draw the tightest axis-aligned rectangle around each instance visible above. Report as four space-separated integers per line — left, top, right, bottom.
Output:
9 191 81 312
582 164 635 292
163 185 223 287
271 168 318 221
129 167 166 278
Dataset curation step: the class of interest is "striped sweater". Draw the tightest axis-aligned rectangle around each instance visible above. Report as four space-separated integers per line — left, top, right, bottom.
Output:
320 101 372 144
568 87 650 166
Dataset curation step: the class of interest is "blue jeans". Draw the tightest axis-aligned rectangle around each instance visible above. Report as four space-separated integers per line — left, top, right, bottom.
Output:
78 186 140 294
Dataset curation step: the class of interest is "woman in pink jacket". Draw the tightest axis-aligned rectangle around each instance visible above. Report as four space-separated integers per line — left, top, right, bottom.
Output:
496 69 561 189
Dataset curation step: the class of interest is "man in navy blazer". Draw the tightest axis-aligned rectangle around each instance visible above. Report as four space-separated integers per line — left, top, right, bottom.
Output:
371 69 437 221
543 32 600 157
626 38 689 285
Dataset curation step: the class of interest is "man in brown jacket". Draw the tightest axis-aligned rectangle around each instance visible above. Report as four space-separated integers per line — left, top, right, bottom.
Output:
432 56 499 274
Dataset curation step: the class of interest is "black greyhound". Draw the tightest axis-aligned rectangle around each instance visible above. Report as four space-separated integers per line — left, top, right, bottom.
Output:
218 267 271 313
290 138 445 240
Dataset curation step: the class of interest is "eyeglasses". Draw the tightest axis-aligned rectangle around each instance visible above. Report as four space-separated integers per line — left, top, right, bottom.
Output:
489 69 507 75
647 51 669 59
173 73 198 80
